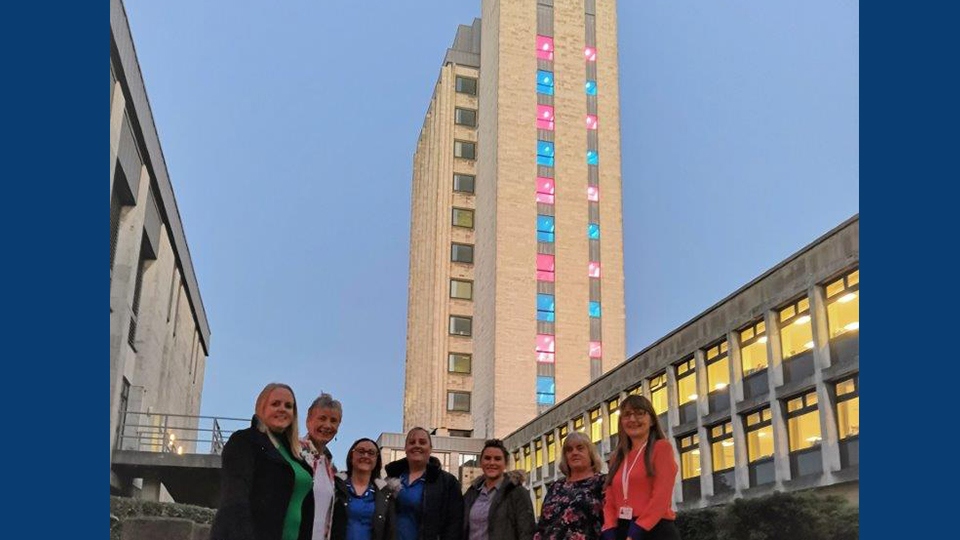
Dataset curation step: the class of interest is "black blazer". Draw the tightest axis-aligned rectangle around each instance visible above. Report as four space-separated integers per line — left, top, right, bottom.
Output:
210 419 315 540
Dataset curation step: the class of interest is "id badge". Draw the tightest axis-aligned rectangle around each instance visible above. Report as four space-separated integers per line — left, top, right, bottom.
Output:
618 506 633 520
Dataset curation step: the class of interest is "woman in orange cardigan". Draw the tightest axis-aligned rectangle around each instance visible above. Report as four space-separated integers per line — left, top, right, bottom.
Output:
601 395 680 540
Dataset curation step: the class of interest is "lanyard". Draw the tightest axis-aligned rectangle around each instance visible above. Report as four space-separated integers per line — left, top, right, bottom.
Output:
621 441 647 500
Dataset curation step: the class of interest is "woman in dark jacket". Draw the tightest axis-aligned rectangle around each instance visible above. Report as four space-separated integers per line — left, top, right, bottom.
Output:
463 439 536 540
211 383 315 540
331 438 397 540
384 427 464 540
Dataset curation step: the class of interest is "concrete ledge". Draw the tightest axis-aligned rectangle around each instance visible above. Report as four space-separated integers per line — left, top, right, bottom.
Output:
122 517 206 540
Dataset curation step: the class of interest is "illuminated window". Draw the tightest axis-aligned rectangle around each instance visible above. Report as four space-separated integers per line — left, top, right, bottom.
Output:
452 208 474 229
547 433 557 463
535 486 543 516
705 340 730 394
588 222 600 239
537 293 556 322
574 416 585 433
587 185 599 202
537 254 555 282
785 391 821 451
455 108 477 127
589 341 602 358
453 173 475 193
523 445 532 471
825 269 859 339
450 279 473 300
537 140 555 167
455 76 477 95
536 35 555 61
559 425 568 445
537 214 555 243
678 434 701 480
607 398 620 437
744 408 774 462
451 243 473 264
589 301 601 318
448 353 472 374
587 150 599 165
676 358 697 405
739 319 769 376
649 373 668 415
585 80 597 96
584 46 597 61
588 261 601 278
536 333 555 363
709 422 735 472
535 439 544 467
537 376 556 405
627 384 642 396
779 297 813 360
590 407 603 443
537 70 555 95
447 391 471 412
586 115 598 130
454 140 476 159
537 104 555 131
835 376 859 439
449 316 472 336
536 177 555 204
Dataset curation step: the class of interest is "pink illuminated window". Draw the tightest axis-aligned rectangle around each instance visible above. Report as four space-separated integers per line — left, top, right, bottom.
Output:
588 261 601 278
537 35 555 61
537 270 556 282
536 351 556 363
537 254 555 272
589 341 603 358
536 176 556 204
537 334 556 353
584 46 597 62
586 115 598 130
587 186 599 202
537 105 555 131
536 192 555 204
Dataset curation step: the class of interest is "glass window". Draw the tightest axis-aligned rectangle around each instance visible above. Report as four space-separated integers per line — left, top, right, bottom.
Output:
835 376 859 439
537 70 555 95
453 173 475 193
534 486 543 516
450 279 473 300
452 208 474 228
586 114 598 130
546 433 557 463
589 341 602 358
589 301 601 318
537 293 555 322
537 105 555 131
523 445 532 471
708 422 735 472
705 340 730 393
649 373 668 414
536 177 555 205
590 408 603 443
678 434 701 480
536 333 555 364
537 140 555 167
785 390 821 451
455 75 477 95
449 316 472 336
584 46 597 61
574 416 585 433
585 80 597 96
455 108 477 127
559 425 568 444
447 391 471 412
779 297 813 360
739 320 769 376
607 398 620 436
454 140 476 159
825 268 860 339
448 353 471 374
537 254 555 282
536 35 555 61
676 358 697 405
537 376 556 405
587 150 598 165
588 261 601 278
535 439 544 467
587 185 599 202
537 215 555 243
588 222 600 239
451 243 474 263
744 408 774 462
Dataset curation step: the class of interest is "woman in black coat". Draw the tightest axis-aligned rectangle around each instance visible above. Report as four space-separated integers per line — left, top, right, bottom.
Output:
331 438 397 540
210 383 315 540
463 439 536 540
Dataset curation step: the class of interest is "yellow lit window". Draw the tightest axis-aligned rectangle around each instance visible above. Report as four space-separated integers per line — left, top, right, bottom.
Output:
650 373 668 414
709 422 735 472
678 434 700 479
547 433 556 463
786 391 821 451
523 445 532 471
706 340 730 393
608 398 620 436
628 384 642 396
590 408 603 443
825 269 860 339
535 486 543 516
677 358 697 405
535 440 544 467
513 450 521 468
574 417 585 433
779 297 813 359
836 377 859 439
739 320 769 375
559 425 568 442
745 408 774 462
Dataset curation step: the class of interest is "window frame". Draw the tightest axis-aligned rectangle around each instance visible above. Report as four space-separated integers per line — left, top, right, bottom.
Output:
447 352 472 374
451 207 475 229
451 242 474 264
449 278 474 300
448 315 473 337
778 296 814 360
454 139 476 160
743 407 774 462
738 319 769 376
455 75 478 95
446 391 471 412
454 107 478 127
784 390 822 452
453 173 476 194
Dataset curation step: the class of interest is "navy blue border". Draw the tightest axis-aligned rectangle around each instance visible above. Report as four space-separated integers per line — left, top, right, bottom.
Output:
4 2 105 535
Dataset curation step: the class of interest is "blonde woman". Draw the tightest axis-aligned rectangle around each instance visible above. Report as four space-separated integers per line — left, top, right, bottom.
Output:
211 383 315 540
534 432 606 540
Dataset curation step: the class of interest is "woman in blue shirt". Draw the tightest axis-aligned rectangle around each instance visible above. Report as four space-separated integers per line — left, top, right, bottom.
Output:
333 438 397 540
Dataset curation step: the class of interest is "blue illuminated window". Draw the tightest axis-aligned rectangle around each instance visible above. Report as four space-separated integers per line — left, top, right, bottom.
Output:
589 301 602 318
537 70 555 95
585 80 597 95
537 376 556 404
538 294 555 312
538 141 555 167
587 150 599 165
588 222 600 239
537 214 555 242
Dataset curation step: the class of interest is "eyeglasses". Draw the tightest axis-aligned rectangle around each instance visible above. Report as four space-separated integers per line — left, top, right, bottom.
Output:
621 410 650 419
353 448 378 457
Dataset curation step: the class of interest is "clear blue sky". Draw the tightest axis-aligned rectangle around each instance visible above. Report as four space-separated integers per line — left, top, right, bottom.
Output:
123 0 858 466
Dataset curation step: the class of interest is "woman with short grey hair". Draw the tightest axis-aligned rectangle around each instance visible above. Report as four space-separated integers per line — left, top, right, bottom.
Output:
300 392 344 540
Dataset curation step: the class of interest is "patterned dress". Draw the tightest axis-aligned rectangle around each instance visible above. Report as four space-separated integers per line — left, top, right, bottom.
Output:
535 473 606 540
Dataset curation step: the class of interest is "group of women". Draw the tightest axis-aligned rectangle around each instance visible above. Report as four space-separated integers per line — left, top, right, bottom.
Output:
210 385 681 540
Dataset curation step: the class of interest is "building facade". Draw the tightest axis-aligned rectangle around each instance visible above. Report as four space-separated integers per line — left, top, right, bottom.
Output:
404 0 626 439
503 216 859 512
110 0 212 495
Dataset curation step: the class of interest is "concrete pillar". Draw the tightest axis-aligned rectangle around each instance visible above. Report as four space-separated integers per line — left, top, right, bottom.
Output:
727 331 750 493
809 285 842 473
763 309 791 485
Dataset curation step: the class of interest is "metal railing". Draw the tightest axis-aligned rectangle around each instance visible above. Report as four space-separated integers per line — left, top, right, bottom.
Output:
115 410 249 455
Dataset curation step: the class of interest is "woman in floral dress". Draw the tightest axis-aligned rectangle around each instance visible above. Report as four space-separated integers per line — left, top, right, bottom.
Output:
534 432 606 540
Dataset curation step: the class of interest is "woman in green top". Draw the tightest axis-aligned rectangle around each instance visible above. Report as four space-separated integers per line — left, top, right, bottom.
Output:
211 383 316 540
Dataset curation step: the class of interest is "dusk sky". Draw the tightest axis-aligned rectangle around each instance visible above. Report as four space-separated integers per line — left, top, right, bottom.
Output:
123 0 859 466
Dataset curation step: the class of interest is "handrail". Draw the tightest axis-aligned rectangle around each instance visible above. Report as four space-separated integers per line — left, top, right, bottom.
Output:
115 410 249 455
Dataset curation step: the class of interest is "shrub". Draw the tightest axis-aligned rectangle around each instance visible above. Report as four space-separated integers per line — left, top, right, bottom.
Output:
713 491 858 540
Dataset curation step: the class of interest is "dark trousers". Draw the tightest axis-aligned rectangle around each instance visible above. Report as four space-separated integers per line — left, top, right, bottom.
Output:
616 518 681 540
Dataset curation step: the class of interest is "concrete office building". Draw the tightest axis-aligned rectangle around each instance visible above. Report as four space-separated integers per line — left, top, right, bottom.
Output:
110 0 212 497
404 0 626 439
503 216 859 513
